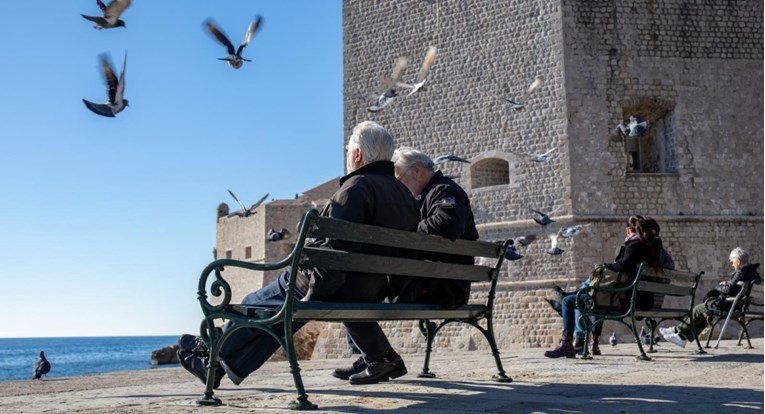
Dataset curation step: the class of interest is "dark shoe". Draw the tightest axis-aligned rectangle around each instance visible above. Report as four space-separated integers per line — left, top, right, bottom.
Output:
544 338 576 359
178 350 224 389
573 337 585 354
348 356 407 385
545 298 563 317
179 334 209 358
332 356 368 380
590 337 602 356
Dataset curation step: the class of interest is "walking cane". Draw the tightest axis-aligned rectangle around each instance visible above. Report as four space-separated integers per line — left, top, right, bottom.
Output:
714 282 747 349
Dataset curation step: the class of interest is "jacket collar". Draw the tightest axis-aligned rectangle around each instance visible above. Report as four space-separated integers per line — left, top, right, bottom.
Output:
418 170 445 200
339 161 394 185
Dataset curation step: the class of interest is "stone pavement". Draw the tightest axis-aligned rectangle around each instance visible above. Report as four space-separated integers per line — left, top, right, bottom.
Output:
2 339 763 414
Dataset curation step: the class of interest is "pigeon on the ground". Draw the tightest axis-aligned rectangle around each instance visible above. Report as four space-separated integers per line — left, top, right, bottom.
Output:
434 154 470 165
546 234 564 255
531 209 555 226
639 327 652 345
397 46 437 96
81 0 131 30
503 76 543 111
82 52 128 118
558 224 591 239
529 147 557 163
368 54 409 112
227 189 251 217
616 115 649 137
204 16 262 69
609 332 618 346
33 351 51 380
267 228 289 241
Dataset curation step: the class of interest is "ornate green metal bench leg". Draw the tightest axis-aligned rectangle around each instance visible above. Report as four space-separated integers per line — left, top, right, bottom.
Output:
196 358 222 406
285 335 317 410
580 319 592 360
740 320 754 348
689 326 706 355
474 319 512 382
417 320 436 378
632 319 651 361
645 319 658 353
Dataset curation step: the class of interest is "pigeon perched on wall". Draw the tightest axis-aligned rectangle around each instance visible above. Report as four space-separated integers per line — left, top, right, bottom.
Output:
609 332 618 346
531 209 555 226
434 154 470 165
82 52 128 118
204 16 263 69
557 224 591 239
81 0 131 30
368 54 409 112
397 46 437 97
33 351 51 380
616 115 649 137
503 76 544 111
267 228 289 241
546 234 564 255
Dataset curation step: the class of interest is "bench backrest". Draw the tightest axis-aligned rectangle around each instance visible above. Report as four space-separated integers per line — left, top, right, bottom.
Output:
742 282 764 314
298 213 510 284
635 265 704 309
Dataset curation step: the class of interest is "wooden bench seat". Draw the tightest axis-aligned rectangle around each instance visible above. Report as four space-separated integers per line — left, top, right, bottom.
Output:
194 209 513 410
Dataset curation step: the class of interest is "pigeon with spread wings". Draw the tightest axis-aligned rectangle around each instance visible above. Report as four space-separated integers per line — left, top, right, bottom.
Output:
503 76 543 111
81 0 131 30
368 54 409 112
204 16 263 69
396 46 437 97
82 52 128 118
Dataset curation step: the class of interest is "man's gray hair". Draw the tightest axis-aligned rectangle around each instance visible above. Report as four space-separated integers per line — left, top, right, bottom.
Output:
392 146 435 172
348 121 395 164
730 247 751 265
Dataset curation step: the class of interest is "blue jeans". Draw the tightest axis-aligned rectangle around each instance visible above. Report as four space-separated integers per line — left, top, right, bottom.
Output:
562 279 603 338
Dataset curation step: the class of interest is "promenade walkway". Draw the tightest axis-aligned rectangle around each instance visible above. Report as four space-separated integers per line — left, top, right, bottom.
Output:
3 338 762 413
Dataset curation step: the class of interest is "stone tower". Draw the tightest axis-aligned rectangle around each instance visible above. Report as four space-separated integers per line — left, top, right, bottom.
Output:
338 0 763 349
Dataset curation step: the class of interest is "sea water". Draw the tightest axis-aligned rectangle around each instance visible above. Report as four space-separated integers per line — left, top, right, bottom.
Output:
0 336 179 381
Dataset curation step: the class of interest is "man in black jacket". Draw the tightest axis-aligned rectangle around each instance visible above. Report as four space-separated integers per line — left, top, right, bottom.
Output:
178 121 420 387
389 146 479 308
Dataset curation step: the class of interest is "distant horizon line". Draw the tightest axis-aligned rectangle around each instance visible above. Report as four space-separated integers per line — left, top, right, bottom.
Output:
0 334 182 340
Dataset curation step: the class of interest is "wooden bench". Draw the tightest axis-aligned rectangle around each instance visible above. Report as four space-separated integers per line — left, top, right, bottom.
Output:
194 209 513 410
577 262 706 360
705 281 764 349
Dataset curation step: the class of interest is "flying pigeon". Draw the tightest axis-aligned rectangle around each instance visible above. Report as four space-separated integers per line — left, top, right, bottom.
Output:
81 0 131 30
250 193 269 210
82 52 128 118
514 235 537 247
558 224 591 238
616 115 649 137
503 76 544 111
529 147 557 163
33 351 51 380
397 46 437 96
609 332 618 346
546 233 564 255
204 16 263 69
504 245 524 261
434 154 470 165
267 228 289 241
368 54 409 112
227 189 251 217
531 208 555 226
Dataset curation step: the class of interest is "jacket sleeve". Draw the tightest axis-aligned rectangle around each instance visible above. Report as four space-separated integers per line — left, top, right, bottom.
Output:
606 241 648 275
417 185 467 241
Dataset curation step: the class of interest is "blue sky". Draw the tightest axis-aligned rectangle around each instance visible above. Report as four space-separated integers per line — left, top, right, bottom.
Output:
0 1 343 338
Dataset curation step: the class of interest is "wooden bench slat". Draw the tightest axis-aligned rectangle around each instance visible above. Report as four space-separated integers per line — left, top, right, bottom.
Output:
301 247 494 282
637 281 693 296
293 303 487 321
308 216 502 258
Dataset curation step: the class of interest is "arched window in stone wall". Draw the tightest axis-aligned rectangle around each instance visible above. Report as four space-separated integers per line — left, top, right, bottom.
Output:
621 98 678 173
471 158 510 188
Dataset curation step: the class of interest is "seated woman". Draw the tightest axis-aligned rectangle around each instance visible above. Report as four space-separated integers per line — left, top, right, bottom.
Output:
544 215 664 358
660 247 762 347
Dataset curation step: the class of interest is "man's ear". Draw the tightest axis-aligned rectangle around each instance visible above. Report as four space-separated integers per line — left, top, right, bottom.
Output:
353 147 363 165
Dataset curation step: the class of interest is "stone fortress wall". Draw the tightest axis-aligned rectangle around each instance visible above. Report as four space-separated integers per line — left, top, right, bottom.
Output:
215 0 763 359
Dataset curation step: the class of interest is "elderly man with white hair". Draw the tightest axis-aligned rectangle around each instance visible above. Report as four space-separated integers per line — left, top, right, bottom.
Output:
660 247 762 347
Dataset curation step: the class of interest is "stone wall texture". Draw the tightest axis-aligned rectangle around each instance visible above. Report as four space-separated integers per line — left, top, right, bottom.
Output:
212 0 763 359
